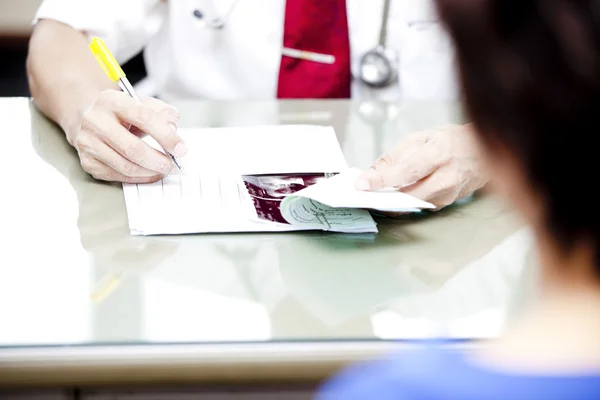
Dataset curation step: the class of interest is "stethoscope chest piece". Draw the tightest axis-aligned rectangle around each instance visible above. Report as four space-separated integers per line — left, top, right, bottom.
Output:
359 45 398 88
358 0 398 88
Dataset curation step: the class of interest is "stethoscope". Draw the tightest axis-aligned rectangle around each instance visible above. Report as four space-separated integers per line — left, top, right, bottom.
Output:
358 0 397 87
192 0 397 88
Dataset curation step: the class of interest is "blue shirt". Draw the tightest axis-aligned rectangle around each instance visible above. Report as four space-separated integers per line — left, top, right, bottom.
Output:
317 344 600 400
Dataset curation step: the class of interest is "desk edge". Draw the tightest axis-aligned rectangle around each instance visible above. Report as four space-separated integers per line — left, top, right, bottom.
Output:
0 340 477 388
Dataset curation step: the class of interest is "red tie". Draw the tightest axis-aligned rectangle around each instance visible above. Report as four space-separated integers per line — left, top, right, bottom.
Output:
277 0 352 99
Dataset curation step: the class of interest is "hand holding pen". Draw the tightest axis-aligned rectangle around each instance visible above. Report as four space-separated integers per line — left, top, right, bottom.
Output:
70 37 187 183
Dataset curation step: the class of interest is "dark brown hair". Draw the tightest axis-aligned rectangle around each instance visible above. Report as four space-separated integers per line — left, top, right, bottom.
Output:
436 0 600 263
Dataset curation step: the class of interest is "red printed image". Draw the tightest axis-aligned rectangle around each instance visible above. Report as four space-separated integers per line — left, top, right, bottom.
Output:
242 174 328 224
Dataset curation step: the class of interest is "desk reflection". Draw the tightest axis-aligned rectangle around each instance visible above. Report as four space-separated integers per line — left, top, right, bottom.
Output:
21 99 536 346
29 103 179 342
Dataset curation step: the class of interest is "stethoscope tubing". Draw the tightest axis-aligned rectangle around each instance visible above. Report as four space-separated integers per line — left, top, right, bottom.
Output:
192 0 396 87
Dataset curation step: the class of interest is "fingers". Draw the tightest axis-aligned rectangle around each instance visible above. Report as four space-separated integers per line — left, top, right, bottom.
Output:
356 149 441 191
104 91 188 157
400 168 461 210
103 120 174 174
74 90 186 183
86 135 168 179
355 130 451 192
79 106 174 175
354 125 483 212
80 154 164 184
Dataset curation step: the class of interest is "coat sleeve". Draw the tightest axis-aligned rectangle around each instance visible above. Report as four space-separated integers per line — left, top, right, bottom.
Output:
33 0 167 64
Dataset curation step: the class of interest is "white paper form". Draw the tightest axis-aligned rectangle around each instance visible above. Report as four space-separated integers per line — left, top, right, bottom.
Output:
123 125 356 235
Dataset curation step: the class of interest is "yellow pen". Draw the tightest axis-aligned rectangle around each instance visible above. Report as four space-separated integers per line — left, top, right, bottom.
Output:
89 37 183 172
90 270 123 305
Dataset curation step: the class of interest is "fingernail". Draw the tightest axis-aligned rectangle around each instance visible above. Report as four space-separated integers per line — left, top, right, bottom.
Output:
355 178 370 191
168 122 178 135
173 142 188 157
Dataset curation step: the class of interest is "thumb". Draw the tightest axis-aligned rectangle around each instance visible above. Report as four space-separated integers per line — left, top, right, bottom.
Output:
354 152 393 191
355 151 437 191
355 167 388 191
355 166 418 191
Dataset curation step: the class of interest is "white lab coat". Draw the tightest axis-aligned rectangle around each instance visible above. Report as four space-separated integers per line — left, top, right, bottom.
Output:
35 0 458 101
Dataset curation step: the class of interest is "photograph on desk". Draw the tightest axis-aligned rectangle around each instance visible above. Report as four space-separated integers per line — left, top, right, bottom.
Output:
242 173 333 223
242 172 377 233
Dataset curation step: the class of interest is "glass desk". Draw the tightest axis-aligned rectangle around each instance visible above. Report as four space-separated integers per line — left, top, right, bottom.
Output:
0 98 537 390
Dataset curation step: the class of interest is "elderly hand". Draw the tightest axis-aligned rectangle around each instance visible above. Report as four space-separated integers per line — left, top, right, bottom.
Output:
355 124 488 210
68 90 187 183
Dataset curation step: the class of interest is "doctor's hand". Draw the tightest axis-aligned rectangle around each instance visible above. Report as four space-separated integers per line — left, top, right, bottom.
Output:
355 124 489 210
68 90 187 183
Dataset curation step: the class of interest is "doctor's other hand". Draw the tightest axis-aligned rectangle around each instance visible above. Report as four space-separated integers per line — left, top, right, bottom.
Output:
68 90 187 183
355 124 489 210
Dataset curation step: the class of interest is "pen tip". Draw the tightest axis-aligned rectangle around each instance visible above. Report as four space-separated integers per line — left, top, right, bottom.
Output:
169 153 184 174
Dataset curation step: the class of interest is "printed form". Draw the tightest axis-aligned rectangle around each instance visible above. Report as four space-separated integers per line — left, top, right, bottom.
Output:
124 125 348 235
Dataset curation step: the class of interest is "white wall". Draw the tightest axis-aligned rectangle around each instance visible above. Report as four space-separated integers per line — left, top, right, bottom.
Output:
0 0 43 36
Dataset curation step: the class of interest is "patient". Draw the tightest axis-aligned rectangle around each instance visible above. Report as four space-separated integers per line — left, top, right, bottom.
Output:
317 0 600 398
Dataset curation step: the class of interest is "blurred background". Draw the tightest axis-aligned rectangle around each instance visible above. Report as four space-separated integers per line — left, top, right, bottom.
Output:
0 0 145 97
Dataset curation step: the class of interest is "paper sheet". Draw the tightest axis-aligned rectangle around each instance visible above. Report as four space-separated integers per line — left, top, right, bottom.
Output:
283 168 436 213
123 125 365 235
280 197 376 233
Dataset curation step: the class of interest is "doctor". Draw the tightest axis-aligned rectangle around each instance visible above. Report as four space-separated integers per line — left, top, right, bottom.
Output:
26 0 487 209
